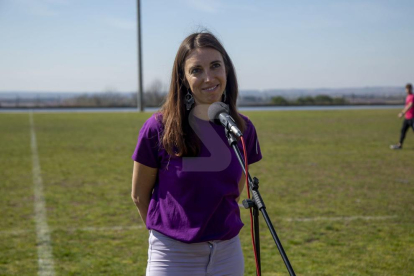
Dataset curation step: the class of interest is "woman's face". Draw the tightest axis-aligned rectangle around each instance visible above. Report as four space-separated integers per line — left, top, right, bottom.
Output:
184 47 227 105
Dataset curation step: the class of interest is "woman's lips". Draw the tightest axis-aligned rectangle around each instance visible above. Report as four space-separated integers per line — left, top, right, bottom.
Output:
202 84 219 92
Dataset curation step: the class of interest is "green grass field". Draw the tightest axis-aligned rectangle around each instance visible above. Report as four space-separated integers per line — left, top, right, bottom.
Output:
1 109 413 276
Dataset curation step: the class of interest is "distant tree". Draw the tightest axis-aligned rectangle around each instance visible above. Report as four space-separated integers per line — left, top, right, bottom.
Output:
271 96 289 106
63 89 135 107
314 95 333 105
296 96 315 105
292 95 348 106
332 97 348 105
99 87 128 106
145 79 166 107
130 92 137 107
68 94 91 106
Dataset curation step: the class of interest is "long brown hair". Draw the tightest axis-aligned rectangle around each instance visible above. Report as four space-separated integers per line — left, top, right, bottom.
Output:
406 83 413 94
160 31 246 157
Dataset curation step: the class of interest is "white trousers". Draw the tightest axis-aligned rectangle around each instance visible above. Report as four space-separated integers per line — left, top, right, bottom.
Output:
146 230 244 276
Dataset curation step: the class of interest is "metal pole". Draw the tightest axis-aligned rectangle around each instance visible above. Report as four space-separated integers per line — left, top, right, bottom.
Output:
253 206 261 275
230 140 296 276
137 0 144 112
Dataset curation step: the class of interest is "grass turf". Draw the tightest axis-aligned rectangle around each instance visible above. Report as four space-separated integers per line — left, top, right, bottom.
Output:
0 109 413 275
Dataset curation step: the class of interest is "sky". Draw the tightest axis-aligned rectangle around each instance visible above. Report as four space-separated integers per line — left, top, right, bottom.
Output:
0 0 413 93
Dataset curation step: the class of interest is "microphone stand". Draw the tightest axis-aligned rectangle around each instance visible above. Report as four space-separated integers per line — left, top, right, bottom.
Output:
225 129 296 276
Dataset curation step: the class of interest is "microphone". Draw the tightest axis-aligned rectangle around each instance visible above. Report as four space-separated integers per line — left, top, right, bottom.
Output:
208 102 243 138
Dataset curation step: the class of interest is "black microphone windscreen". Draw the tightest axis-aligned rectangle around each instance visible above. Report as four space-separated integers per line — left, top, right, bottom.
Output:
208 102 229 123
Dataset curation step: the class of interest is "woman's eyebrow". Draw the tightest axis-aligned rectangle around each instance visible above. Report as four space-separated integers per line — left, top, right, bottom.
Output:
188 60 222 72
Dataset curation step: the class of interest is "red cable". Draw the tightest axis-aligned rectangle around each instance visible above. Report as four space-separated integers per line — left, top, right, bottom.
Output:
240 137 260 276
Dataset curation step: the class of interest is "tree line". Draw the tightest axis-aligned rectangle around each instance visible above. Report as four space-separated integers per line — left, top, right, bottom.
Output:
271 95 348 106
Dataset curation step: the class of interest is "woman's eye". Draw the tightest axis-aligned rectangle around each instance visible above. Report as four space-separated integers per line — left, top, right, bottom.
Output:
191 68 200 74
212 63 221 69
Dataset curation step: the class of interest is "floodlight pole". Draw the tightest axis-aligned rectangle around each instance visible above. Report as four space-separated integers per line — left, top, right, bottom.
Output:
136 0 144 112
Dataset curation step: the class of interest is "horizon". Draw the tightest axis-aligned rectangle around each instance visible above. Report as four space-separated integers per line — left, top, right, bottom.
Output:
0 85 407 97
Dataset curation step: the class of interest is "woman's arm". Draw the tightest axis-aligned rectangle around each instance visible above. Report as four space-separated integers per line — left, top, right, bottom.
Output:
236 163 260 202
131 161 158 226
399 102 413 117
236 164 256 202
236 171 246 203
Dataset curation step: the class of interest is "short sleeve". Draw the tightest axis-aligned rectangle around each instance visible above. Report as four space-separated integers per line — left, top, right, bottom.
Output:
239 115 262 165
131 114 162 168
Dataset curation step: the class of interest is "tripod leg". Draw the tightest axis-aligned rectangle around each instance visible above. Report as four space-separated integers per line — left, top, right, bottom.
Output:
253 207 261 275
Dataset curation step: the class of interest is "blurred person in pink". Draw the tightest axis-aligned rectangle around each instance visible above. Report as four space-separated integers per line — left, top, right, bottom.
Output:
390 83 414 149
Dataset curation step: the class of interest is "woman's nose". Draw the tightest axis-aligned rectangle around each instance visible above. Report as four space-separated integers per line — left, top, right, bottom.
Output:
204 69 212 82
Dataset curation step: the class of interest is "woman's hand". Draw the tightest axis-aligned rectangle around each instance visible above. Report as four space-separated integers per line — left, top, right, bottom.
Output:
236 164 255 202
236 171 246 203
131 161 158 226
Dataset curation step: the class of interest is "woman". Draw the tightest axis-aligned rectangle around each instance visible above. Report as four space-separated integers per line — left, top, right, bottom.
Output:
390 83 414 150
131 31 262 275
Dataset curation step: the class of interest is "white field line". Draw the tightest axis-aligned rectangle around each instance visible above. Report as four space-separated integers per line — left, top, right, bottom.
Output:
0 214 398 237
283 215 398 222
0 225 144 236
68 225 144 232
0 229 32 235
30 112 55 276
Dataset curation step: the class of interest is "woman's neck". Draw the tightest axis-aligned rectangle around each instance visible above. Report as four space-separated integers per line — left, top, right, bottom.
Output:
192 103 210 121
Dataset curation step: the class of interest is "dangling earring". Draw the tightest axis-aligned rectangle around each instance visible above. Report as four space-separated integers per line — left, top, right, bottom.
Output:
222 90 227 102
185 89 195 111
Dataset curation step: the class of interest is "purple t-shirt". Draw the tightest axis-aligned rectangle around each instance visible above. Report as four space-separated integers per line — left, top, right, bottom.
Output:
131 112 262 243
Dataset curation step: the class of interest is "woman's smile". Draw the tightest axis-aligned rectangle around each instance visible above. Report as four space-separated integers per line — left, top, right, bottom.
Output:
202 84 219 92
